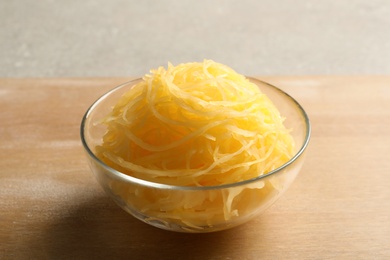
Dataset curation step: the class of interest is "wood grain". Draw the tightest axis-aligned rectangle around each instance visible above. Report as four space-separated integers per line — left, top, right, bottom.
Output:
1 77 389 259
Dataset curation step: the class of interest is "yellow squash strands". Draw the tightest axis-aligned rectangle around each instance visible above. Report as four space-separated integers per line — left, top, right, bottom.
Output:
96 60 295 229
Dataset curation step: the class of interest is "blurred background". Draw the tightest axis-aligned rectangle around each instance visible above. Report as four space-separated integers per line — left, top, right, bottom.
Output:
1 0 389 77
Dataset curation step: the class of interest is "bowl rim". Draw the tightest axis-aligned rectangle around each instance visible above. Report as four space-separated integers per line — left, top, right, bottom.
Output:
80 77 311 191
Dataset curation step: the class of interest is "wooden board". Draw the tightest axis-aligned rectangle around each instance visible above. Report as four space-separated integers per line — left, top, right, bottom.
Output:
1 77 389 259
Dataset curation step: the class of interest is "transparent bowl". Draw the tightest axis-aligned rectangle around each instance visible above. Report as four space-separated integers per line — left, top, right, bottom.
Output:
80 77 311 233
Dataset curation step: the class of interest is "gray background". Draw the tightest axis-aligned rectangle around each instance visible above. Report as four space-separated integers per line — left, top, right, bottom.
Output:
1 0 389 77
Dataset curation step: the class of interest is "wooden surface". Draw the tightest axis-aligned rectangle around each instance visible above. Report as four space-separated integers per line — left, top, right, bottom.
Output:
1 77 389 259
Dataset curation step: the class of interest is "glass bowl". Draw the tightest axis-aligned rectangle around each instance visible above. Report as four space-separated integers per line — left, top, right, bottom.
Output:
80 77 311 233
